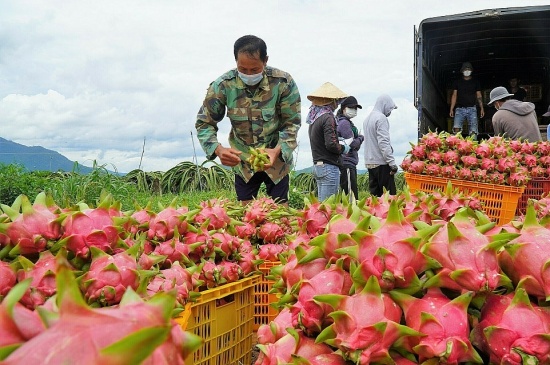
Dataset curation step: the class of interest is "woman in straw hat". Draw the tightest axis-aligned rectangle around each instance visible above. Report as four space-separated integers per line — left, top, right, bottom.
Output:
306 82 349 201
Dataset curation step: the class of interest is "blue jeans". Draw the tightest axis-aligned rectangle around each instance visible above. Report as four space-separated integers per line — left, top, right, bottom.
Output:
313 163 340 201
453 106 478 135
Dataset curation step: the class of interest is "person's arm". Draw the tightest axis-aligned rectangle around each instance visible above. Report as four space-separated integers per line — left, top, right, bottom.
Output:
195 81 241 166
476 90 485 118
450 90 457 117
274 76 301 166
338 119 362 151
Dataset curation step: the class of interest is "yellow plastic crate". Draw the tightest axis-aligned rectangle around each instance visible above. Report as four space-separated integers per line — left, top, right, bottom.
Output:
175 275 260 365
404 173 524 225
253 261 281 331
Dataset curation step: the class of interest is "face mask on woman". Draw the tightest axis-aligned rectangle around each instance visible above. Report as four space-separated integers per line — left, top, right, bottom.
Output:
238 71 263 86
344 107 357 119
463 70 472 77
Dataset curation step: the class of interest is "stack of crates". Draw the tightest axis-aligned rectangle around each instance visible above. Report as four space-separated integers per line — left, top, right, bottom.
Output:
175 275 260 365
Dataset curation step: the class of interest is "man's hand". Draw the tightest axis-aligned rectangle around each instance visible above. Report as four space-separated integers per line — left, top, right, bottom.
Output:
449 109 454 118
390 165 398 175
215 145 242 167
263 145 281 169
480 107 485 118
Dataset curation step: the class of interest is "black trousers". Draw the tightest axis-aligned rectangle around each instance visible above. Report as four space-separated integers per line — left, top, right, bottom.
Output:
339 165 358 200
368 164 396 197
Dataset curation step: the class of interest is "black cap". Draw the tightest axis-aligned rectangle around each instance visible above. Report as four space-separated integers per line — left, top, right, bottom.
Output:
460 62 473 72
340 96 362 109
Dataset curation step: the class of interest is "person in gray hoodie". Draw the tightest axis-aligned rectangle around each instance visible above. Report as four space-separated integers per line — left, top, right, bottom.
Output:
363 94 398 197
488 86 542 142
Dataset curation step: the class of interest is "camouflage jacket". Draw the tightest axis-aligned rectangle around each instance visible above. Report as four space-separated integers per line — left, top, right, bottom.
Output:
195 66 301 184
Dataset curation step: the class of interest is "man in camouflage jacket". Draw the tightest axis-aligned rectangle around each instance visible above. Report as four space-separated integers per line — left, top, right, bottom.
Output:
195 35 301 204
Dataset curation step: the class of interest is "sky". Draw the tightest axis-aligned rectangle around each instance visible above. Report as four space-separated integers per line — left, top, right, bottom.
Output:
1 0 548 173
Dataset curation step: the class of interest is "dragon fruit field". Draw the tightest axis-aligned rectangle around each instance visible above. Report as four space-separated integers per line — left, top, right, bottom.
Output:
3 130 550 364
2 182 550 365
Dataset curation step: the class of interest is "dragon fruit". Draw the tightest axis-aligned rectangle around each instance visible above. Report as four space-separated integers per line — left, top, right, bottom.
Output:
338 200 440 293
475 142 492 158
409 160 425 174
14 251 59 309
498 203 550 301
440 165 457 178
409 143 427 159
471 288 550 364
258 222 286 244
146 261 201 305
192 198 231 230
289 261 353 335
0 193 63 256
258 243 287 261
255 328 345 365
422 208 517 292
421 131 443 150
460 155 478 168
427 150 443 163
0 279 47 354
314 275 421 364
390 288 482 364
256 307 293 345
152 233 191 268
1 259 202 364
0 261 16 301
425 163 441 176
147 204 190 241
79 247 139 306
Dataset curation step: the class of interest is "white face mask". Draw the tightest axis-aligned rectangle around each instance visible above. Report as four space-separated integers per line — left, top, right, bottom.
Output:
463 70 472 77
238 71 263 86
344 107 357 119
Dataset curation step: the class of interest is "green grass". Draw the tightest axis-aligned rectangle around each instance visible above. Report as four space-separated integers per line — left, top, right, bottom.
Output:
0 163 405 211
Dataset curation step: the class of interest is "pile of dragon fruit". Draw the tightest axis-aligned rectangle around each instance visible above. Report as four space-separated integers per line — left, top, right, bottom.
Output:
0 192 296 363
401 131 550 186
2 183 550 364
255 190 550 365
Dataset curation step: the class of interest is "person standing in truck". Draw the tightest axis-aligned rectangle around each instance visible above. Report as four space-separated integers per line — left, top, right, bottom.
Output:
507 77 527 102
336 96 364 200
307 82 349 201
449 62 485 137
363 94 398 197
195 35 301 205
487 86 542 142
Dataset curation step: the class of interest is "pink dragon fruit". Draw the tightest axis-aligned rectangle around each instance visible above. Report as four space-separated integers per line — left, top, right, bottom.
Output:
301 200 335 237
442 150 460 165
255 328 345 365
421 131 444 150
1 261 202 365
440 165 457 178
475 142 492 158
456 139 475 154
258 243 288 261
234 221 256 239
0 261 16 301
460 154 479 168
409 160 426 174
0 279 47 351
422 208 517 293
400 157 413 171
0 193 63 256
147 204 190 241
243 197 277 225
217 259 243 283
390 288 482 363
409 143 427 159
183 225 215 263
471 288 550 364
258 221 286 244
457 167 473 181
530 165 547 178
270 252 328 298
498 204 550 301
79 248 139 306
472 168 488 182
256 307 293 345
480 157 496 171
521 153 538 168
314 275 421 364
445 133 462 148
211 231 241 259
427 150 443 163
425 163 441 176
193 198 231 230
491 143 510 158
508 139 523 153
337 200 440 293
487 171 506 185
146 261 201 305
537 140 550 156
507 171 530 187
520 141 537 154
15 251 59 309
152 233 191 268
289 261 353 335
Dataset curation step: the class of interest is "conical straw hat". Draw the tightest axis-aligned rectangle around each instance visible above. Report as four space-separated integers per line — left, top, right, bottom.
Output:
307 82 348 101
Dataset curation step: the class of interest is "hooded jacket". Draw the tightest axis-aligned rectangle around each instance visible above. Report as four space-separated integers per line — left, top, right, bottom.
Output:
363 94 397 167
492 99 542 142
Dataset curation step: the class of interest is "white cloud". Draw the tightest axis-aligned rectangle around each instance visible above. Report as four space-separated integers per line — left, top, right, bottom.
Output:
0 0 548 173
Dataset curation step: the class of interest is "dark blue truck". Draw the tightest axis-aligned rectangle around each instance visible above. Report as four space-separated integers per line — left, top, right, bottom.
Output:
414 5 550 139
